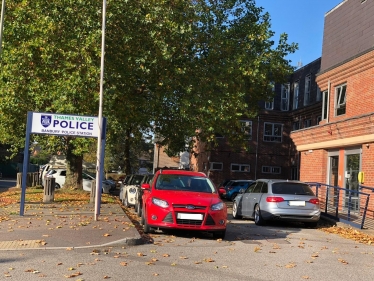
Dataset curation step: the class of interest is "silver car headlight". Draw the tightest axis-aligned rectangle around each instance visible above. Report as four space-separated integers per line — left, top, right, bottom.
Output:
211 202 224 211
152 197 169 208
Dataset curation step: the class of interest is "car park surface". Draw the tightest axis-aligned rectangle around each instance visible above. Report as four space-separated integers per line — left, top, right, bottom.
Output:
140 169 227 239
233 179 320 227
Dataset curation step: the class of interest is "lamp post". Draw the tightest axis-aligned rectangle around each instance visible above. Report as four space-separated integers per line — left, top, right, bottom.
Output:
94 0 107 221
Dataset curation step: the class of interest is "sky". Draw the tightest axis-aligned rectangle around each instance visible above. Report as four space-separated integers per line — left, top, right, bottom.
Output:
255 0 343 67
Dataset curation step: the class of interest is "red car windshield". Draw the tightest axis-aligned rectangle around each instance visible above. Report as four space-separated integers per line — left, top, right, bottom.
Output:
155 174 215 193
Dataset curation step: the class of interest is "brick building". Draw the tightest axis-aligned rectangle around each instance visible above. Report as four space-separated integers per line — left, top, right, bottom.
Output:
190 57 323 187
291 0 374 213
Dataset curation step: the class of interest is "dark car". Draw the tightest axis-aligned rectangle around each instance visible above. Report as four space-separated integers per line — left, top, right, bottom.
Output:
224 180 254 201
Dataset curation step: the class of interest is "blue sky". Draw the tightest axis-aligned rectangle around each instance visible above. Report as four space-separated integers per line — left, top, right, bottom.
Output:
255 0 343 67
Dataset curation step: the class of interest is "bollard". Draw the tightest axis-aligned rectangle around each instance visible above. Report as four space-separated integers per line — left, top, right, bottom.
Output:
90 180 97 203
43 177 55 203
16 173 22 188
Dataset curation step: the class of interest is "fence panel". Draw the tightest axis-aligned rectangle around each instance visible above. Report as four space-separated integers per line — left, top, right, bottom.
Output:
307 182 372 229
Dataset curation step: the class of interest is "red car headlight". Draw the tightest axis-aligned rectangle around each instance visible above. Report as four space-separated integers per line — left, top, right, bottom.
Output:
211 202 224 211
152 197 169 208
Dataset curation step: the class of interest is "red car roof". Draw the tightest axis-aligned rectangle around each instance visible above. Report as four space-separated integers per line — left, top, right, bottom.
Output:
156 169 207 177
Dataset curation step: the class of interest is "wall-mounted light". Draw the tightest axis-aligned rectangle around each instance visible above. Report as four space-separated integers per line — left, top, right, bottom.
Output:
365 144 370 148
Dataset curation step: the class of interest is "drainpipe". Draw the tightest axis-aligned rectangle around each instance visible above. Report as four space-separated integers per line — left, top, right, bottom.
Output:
255 116 260 180
327 80 330 123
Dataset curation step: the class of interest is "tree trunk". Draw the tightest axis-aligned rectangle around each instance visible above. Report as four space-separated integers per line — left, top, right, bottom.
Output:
123 128 132 175
65 138 83 189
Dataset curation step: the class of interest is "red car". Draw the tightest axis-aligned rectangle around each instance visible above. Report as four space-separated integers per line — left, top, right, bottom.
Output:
140 169 227 239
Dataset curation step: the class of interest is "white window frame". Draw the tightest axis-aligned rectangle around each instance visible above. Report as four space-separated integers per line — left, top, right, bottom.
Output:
210 162 223 171
304 75 311 106
335 84 347 116
240 120 252 140
263 122 283 142
322 90 329 120
293 81 299 109
262 166 281 174
281 84 290 111
265 98 274 110
231 163 250 172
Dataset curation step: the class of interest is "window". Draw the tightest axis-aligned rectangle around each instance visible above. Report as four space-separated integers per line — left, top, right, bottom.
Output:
262 166 281 174
322 90 329 120
293 81 299 109
263 122 283 142
335 84 346 116
304 119 312 128
292 121 300 131
265 98 274 110
317 116 322 124
316 87 322 101
240 120 252 140
265 83 275 110
281 84 290 111
210 162 223 171
231 164 250 172
304 75 311 106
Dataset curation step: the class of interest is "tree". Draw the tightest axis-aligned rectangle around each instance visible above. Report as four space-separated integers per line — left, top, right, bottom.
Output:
0 0 297 184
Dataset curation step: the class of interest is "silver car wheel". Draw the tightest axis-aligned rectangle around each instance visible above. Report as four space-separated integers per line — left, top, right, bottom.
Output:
232 201 241 219
254 204 265 226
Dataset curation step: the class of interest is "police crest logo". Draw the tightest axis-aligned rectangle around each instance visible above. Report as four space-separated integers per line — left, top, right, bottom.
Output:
41 115 52 128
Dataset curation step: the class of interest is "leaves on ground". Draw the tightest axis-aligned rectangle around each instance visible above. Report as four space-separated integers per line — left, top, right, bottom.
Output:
320 225 374 245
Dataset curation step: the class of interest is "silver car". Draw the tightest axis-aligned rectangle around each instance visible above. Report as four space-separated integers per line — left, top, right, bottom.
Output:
232 179 320 227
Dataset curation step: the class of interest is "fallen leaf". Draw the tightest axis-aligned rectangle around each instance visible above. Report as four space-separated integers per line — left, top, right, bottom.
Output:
285 263 296 268
338 258 348 264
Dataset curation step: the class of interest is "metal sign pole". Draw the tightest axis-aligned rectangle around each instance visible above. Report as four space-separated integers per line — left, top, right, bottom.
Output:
20 112 32 216
95 0 107 221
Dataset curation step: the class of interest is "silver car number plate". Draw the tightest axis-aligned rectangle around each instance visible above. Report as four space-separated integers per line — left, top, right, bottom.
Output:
177 213 203 220
289 201 306 206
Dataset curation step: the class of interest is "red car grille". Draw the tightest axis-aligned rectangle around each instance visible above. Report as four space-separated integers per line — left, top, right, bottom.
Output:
172 204 206 210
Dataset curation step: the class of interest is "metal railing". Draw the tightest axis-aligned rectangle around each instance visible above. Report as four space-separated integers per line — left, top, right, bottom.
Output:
307 182 372 229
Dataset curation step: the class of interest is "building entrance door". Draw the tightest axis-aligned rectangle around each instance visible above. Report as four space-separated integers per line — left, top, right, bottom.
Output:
344 150 361 211
329 155 339 207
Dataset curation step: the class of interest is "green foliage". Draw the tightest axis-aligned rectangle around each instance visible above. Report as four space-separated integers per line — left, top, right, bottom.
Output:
0 0 297 175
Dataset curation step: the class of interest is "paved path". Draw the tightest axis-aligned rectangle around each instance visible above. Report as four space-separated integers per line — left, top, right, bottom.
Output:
0 202 143 250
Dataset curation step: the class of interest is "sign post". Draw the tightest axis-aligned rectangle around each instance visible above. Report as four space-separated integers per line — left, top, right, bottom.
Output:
20 111 106 217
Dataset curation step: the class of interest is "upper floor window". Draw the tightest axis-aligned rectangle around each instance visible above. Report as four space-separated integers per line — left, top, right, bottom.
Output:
265 83 275 110
281 84 290 111
304 75 311 106
292 121 300 131
262 166 281 174
293 81 299 110
240 120 252 140
316 87 322 101
335 84 346 116
304 119 312 128
322 90 329 120
231 164 250 172
263 122 283 142
210 162 223 171
265 99 274 110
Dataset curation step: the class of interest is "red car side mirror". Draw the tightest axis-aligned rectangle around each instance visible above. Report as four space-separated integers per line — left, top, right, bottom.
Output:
141 183 150 190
